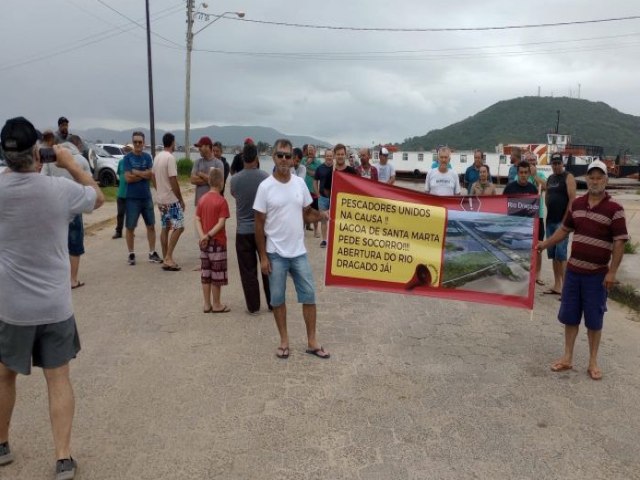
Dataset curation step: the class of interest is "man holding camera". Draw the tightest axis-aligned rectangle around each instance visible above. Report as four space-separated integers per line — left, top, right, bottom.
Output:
0 117 104 479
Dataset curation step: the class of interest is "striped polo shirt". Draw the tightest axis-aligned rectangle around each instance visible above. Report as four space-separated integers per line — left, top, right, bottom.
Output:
562 192 628 274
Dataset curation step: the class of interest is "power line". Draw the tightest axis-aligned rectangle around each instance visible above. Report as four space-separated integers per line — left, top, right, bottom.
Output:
191 31 640 57
95 0 183 48
0 3 184 73
227 14 640 32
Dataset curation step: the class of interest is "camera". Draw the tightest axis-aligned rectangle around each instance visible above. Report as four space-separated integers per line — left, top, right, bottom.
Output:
39 147 57 163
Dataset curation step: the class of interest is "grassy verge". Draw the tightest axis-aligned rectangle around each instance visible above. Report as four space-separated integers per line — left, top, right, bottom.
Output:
101 186 118 202
609 283 640 316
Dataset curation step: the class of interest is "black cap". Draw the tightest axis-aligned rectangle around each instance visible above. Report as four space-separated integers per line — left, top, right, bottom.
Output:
550 153 563 163
1 117 38 152
58 116 69 126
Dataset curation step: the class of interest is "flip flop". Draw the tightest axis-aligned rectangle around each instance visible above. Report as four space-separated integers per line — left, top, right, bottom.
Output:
211 306 231 313
542 289 561 295
588 368 603 380
71 281 85 289
305 346 330 359
276 347 290 359
203 307 213 313
535 279 545 286
162 264 181 271
550 362 573 372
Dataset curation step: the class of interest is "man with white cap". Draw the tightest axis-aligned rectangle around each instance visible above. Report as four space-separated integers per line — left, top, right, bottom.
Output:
538 159 628 381
376 147 395 185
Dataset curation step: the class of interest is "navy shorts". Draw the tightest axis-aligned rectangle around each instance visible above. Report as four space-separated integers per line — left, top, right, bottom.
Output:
68 214 84 256
0 316 81 375
125 197 155 230
558 269 607 331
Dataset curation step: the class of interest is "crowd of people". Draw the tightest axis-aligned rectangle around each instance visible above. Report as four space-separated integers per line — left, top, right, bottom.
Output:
0 114 629 479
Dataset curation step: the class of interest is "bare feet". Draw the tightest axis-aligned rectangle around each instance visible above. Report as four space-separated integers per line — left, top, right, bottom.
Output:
587 367 602 380
550 360 573 372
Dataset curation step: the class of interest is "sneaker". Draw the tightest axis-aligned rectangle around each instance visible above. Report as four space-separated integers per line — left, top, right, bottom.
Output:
0 442 14 466
55 457 77 480
148 251 162 263
246 310 261 316
320 240 327 248
111 231 122 239
128 253 136 265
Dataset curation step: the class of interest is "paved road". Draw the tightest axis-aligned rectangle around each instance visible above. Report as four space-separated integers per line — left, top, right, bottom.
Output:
4 189 640 480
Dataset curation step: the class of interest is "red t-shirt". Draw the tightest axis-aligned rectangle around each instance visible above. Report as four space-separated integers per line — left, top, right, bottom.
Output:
196 191 230 245
563 192 628 274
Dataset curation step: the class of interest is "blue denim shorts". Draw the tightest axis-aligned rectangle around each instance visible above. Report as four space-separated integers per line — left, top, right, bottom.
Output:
68 214 84 256
318 196 330 212
545 222 568 261
558 269 607 331
267 252 316 306
125 197 155 230
159 201 185 230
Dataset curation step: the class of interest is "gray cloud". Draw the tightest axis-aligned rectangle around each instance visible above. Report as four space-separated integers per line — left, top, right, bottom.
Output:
1 0 639 145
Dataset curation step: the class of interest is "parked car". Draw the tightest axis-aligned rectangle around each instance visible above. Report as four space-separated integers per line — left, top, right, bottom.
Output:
87 143 120 187
96 143 126 159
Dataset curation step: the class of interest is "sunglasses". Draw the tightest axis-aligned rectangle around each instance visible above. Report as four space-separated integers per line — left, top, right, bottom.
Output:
275 152 292 160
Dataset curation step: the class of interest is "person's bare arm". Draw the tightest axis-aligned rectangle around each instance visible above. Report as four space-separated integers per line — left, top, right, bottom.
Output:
303 205 326 224
169 176 184 209
255 211 270 275
604 239 626 290
538 226 571 251
388 175 396 185
54 146 104 209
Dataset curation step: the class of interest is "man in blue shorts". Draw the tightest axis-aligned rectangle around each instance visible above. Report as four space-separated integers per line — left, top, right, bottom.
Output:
538 160 628 380
123 131 162 266
0 117 104 479
254 139 329 360
543 153 576 295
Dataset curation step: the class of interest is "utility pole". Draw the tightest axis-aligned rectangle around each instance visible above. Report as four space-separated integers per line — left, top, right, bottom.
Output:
145 0 156 158
555 110 560 134
184 0 194 158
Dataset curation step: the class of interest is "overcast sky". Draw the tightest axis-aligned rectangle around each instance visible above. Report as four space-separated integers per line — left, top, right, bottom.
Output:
1 0 639 145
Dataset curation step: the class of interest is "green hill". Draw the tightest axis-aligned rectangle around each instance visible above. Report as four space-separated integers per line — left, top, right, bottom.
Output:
401 96 640 155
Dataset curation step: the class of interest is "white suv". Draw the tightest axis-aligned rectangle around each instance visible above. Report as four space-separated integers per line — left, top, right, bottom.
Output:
96 143 126 159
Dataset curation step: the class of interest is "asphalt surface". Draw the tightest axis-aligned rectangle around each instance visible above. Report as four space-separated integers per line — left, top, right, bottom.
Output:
3 185 640 480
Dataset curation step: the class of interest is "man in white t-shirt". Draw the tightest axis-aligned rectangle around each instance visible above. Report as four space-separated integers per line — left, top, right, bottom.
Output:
377 147 396 184
254 139 330 360
152 132 185 271
425 146 461 196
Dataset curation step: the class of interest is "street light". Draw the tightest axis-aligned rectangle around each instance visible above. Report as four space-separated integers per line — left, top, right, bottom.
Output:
184 3 244 156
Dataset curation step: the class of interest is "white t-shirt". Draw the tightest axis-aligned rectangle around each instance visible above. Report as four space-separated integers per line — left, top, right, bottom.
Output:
152 150 179 204
253 175 312 258
377 162 395 183
425 168 461 196
0 172 96 326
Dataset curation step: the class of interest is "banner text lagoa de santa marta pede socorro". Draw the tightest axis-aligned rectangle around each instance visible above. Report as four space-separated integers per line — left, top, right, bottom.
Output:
325 172 540 310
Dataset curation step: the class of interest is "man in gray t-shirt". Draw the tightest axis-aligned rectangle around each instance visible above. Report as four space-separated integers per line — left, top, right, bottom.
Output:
190 136 224 206
0 117 103 476
229 143 271 314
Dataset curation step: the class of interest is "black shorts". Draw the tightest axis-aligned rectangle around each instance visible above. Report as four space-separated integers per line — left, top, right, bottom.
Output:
0 316 81 375
538 218 545 242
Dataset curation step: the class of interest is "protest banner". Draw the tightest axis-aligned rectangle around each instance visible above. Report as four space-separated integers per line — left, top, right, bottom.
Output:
325 172 540 309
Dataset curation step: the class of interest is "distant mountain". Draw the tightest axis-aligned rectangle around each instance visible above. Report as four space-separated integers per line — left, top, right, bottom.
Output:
76 125 330 149
401 96 640 155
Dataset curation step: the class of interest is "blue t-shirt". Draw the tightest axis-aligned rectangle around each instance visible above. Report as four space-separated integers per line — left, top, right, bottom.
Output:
123 152 153 199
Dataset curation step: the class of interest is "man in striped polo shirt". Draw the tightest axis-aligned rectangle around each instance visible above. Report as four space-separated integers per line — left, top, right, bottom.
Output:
538 160 628 381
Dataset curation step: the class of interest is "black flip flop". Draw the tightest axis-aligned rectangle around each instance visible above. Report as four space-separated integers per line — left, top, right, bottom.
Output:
276 347 290 359
305 346 330 359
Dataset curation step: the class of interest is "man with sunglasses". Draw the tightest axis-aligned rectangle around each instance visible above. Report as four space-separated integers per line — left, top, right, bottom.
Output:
254 139 330 360
123 131 161 266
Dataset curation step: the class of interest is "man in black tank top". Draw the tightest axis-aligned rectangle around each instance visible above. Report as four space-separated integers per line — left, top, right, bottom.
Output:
543 153 577 295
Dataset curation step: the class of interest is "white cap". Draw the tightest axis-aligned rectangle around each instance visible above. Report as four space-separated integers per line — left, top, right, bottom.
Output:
380 147 389 155
587 159 607 175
